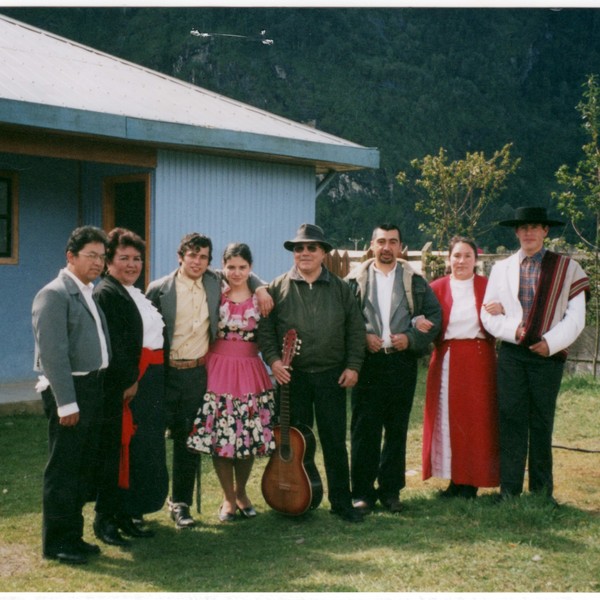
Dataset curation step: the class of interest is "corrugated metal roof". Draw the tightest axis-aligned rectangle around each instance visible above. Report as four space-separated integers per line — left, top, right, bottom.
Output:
0 14 379 170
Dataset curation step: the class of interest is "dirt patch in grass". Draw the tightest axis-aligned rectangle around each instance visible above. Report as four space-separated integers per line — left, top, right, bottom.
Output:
0 543 39 578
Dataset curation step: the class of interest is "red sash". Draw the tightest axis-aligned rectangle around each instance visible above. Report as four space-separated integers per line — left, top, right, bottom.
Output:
118 348 164 489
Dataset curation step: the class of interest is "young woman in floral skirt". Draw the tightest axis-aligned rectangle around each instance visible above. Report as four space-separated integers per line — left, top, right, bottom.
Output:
187 243 275 521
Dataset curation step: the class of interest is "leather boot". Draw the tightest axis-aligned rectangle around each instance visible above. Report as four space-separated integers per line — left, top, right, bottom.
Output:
93 513 131 547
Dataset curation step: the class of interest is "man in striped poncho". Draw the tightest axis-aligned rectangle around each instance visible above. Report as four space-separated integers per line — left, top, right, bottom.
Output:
481 206 590 505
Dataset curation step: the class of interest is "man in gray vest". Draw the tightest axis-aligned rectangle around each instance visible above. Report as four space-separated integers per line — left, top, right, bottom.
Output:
346 223 441 513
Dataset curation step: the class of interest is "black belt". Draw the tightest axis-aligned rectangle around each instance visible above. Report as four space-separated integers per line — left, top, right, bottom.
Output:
377 347 398 354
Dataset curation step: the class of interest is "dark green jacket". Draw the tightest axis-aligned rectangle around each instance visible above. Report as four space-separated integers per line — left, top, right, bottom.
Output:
257 266 366 373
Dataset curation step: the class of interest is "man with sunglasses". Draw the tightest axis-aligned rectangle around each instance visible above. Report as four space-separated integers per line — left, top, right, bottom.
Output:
258 223 366 523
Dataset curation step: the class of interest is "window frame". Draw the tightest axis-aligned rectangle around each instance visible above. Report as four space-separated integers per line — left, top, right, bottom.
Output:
0 171 19 265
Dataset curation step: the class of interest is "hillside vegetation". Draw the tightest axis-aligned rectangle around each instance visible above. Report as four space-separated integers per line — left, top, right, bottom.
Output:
4 6 600 250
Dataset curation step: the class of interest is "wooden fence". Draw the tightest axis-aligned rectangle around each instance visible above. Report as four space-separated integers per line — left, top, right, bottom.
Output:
324 246 598 375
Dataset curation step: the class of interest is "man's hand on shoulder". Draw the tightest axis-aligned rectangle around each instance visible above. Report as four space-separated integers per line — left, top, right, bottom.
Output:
255 287 274 317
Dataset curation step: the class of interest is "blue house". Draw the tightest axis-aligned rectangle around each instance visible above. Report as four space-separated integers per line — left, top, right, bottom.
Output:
0 14 378 394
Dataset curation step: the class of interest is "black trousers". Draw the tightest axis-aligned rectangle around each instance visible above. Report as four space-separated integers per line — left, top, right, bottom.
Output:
286 367 352 510
165 365 207 506
42 372 104 555
497 342 565 496
350 351 418 504
94 381 123 517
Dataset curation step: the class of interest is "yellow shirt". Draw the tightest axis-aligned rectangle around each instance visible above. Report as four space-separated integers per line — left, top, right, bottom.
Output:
169 269 210 360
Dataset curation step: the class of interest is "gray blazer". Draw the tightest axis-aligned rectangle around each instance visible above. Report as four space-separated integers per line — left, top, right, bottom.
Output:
32 270 111 408
145 268 265 348
146 268 221 346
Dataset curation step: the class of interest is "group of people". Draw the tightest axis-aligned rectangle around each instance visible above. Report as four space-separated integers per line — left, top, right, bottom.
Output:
32 206 589 564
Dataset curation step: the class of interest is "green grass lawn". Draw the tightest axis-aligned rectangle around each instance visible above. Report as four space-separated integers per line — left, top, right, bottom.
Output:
0 373 598 592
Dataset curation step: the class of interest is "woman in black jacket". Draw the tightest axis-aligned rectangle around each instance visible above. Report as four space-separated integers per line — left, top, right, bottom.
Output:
93 228 168 546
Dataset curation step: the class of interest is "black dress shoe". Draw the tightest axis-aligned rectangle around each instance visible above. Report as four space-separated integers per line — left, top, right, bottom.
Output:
116 515 155 538
94 514 131 547
380 497 404 513
76 539 101 555
169 500 196 529
352 499 374 514
218 505 237 522
44 548 88 564
330 506 365 523
438 481 461 498
236 504 258 518
458 485 478 499
491 491 519 504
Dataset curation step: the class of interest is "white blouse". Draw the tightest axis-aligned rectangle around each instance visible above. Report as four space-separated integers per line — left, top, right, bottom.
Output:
125 285 165 350
444 276 485 340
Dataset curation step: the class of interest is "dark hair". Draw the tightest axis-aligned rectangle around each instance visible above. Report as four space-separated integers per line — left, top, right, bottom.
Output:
372 223 402 242
449 236 478 274
448 235 478 259
222 242 253 266
65 226 108 255
177 232 213 264
105 227 145 263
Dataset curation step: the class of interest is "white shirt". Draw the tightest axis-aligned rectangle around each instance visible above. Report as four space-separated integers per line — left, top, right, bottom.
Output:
374 263 396 349
58 268 109 417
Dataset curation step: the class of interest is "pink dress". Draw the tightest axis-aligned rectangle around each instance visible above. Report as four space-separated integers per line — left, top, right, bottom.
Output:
187 293 276 459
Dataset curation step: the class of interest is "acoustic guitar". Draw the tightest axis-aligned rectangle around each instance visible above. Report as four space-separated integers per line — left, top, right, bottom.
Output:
261 329 323 516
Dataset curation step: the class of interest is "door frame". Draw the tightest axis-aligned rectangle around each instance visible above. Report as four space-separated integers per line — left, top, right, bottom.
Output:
102 173 151 285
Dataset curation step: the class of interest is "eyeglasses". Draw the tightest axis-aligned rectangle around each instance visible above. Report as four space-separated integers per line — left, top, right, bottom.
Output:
293 244 321 253
79 252 106 262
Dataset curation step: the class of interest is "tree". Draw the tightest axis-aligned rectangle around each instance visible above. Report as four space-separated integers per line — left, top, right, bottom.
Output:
552 74 600 375
396 144 520 251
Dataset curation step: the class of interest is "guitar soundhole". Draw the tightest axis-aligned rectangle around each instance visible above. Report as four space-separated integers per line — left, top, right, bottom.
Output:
279 446 293 462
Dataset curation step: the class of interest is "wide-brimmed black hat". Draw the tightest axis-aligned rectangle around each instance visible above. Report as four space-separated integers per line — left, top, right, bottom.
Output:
283 223 333 252
498 206 564 228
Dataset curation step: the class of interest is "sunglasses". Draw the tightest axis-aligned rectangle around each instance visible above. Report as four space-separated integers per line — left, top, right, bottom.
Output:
293 244 321 253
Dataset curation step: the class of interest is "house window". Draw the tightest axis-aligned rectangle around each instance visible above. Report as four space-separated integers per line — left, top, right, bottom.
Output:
0 172 18 264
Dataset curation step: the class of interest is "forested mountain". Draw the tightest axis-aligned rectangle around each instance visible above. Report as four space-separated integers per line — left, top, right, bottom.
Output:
4 6 600 251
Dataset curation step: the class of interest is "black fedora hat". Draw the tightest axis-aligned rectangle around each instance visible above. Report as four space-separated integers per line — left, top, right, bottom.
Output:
498 206 564 228
283 223 333 252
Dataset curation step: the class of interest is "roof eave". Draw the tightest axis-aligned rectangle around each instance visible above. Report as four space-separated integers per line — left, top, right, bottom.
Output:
0 98 380 172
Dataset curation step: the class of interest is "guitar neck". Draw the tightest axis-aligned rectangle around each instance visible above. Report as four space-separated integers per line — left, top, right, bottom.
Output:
279 384 291 449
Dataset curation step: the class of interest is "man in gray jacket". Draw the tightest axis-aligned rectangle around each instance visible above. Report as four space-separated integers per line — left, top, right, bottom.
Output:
146 232 270 528
32 225 110 564
346 224 441 513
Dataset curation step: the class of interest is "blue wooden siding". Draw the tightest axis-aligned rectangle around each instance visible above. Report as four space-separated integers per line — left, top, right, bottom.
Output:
0 156 147 383
0 153 83 381
152 150 316 282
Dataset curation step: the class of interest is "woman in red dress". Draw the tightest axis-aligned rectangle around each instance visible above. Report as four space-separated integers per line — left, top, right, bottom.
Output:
419 236 502 498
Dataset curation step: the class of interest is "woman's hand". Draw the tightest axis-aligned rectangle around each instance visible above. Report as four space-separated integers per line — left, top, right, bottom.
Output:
483 301 504 316
123 382 138 401
414 316 434 333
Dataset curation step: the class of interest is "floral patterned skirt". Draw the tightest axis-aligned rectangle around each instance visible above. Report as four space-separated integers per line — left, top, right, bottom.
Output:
186 339 276 459
187 389 276 458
